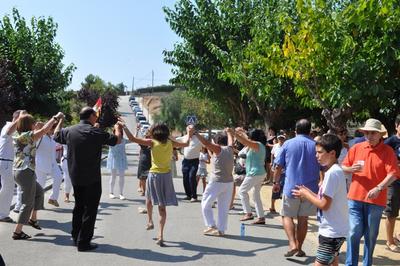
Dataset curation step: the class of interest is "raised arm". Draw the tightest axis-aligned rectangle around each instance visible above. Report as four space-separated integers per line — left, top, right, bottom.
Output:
195 132 221 155
234 127 259 151
33 112 64 142
113 123 123 144
120 122 152 146
171 125 194 148
5 110 27 135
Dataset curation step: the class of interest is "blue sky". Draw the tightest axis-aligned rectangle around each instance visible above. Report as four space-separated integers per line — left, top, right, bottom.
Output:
1 0 179 91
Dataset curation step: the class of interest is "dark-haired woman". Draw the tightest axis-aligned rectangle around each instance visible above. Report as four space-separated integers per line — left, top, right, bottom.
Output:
122 121 193 246
12 112 64 240
235 127 267 224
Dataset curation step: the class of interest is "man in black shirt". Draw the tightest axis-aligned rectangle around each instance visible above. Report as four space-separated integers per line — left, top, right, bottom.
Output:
383 115 400 252
54 107 122 251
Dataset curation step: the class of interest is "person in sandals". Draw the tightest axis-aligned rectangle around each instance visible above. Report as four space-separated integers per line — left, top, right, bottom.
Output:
12 111 64 240
292 134 349 266
122 121 193 246
235 128 267 225
196 128 234 236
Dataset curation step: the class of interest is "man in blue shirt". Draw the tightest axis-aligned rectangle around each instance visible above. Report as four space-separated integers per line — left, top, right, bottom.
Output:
273 119 320 257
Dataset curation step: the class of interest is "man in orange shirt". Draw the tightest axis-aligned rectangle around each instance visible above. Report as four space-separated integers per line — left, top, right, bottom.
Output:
342 118 400 266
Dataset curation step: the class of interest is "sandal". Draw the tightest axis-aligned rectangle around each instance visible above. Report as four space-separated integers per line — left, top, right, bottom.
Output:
251 218 265 225
240 214 254 221
155 238 165 247
284 248 298 257
12 231 31 240
146 223 154 230
386 242 400 253
296 250 306 257
28 219 42 230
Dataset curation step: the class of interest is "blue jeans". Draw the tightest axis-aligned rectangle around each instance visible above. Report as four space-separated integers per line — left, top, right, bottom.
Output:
345 200 384 266
182 158 199 199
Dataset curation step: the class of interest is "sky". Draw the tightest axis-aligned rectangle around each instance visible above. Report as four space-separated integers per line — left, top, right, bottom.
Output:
1 0 180 91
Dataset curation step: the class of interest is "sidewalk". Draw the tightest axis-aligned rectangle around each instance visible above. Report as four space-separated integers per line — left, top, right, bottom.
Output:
258 183 400 263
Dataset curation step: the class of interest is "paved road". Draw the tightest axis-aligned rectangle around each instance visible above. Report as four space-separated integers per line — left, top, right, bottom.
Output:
0 96 318 265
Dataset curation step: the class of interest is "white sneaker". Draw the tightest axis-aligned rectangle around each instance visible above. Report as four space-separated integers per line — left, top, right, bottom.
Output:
119 195 126 200
109 194 117 199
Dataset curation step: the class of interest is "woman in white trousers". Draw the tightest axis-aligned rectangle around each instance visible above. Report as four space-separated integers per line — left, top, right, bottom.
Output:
35 124 63 207
196 128 234 236
235 128 267 225
60 144 72 202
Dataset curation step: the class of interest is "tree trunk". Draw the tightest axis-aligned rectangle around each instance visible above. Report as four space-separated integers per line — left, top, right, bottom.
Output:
321 107 352 132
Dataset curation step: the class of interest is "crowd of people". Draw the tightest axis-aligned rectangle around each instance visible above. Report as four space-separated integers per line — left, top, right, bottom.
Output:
0 106 400 266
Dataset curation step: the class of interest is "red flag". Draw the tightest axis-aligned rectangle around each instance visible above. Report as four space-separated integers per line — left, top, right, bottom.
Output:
93 97 102 117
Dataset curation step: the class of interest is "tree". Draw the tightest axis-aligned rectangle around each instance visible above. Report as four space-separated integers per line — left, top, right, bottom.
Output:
154 89 228 132
0 8 75 117
163 0 255 126
274 0 400 131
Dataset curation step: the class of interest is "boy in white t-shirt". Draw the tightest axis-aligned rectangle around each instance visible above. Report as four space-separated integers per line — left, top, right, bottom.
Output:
292 134 349 266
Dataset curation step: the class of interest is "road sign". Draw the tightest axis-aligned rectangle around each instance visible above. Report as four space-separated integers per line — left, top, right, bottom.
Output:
186 115 197 125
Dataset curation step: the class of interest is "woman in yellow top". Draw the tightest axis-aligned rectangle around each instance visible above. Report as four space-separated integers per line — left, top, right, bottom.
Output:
122 121 193 246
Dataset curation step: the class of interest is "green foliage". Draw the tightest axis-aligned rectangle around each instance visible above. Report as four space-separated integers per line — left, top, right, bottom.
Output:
133 85 178 95
163 0 254 126
154 89 228 132
0 8 75 118
164 0 400 131
80 74 127 95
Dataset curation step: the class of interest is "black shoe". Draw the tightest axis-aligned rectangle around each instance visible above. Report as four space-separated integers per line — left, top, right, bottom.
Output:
77 243 98 252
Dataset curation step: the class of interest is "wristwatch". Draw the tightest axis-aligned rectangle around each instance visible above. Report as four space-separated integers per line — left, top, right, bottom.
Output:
272 181 278 185
376 185 383 192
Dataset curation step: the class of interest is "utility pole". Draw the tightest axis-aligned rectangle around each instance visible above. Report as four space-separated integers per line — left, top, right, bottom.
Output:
151 70 154 87
132 76 135 94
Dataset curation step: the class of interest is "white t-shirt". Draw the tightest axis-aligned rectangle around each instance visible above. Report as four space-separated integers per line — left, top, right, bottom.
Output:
176 135 202 159
35 135 58 173
199 152 209 169
317 163 349 238
0 122 14 176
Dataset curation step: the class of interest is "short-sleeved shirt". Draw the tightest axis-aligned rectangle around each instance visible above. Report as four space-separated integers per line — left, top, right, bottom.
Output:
210 146 234 183
342 141 400 206
176 135 202 159
199 152 209 169
246 142 266 176
53 120 118 186
0 122 15 175
150 139 172 173
318 164 349 238
275 134 319 198
384 135 400 185
13 131 36 171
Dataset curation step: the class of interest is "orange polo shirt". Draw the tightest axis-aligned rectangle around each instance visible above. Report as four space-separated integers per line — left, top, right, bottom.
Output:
342 141 400 207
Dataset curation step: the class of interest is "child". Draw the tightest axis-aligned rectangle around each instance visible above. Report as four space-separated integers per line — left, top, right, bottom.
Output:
269 132 286 214
197 147 210 192
122 121 193 246
292 134 349 266
106 130 129 200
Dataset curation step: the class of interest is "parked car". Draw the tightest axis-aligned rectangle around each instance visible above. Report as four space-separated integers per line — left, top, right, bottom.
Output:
129 95 135 102
132 106 141 113
136 115 146 123
129 101 139 107
135 111 143 117
140 124 150 135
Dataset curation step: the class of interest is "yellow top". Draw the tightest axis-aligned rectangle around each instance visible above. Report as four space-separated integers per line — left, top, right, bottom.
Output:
150 139 172 173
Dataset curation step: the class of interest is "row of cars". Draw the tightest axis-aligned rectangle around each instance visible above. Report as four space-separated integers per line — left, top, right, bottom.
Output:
129 96 150 136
